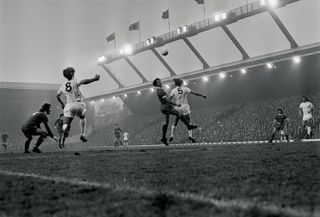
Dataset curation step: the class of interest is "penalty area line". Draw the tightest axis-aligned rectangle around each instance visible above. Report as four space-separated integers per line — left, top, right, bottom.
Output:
0 169 316 217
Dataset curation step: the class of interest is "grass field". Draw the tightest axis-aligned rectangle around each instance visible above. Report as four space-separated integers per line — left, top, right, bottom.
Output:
0 142 319 217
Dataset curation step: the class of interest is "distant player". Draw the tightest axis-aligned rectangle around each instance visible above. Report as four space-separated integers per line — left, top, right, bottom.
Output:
21 103 58 153
169 78 207 143
1 133 9 150
153 78 197 146
123 130 129 147
268 108 290 143
114 123 122 147
54 114 64 147
56 67 100 147
299 96 314 139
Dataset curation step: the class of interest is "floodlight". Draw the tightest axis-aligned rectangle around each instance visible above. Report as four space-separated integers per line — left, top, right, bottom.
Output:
292 56 301 64
123 44 133 55
98 56 106 64
146 37 156 46
221 12 227 20
214 14 221 22
219 73 226 79
268 0 278 8
240 68 247 74
202 76 209 82
267 62 274 69
177 25 188 35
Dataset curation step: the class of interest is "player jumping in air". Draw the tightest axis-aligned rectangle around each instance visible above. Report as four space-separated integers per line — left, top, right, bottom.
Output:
169 78 207 143
21 103 58 153
56 67 100 148
153 78 197 146
1 132 9 150
268 108 290 143
299 96 314 139
54 114 64 147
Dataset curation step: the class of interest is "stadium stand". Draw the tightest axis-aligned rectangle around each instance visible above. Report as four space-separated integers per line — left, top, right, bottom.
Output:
88 93 320 146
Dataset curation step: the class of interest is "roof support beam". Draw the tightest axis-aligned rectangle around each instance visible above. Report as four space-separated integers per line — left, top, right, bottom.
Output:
183 38 210 69
221 25 249 60
150 48 176 76
268 9 298 48
124 57 148 83
100 65 124 88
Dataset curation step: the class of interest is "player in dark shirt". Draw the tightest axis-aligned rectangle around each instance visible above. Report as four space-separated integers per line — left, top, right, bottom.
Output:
153 78 197 146
114 123 123 147
54 114 64 148
21 103 58 153
268 108 289 143
1 133 9 150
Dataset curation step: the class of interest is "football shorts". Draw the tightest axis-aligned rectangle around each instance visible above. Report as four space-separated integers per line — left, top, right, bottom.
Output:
64 102 86 118
302 114 312 121
175 104 191 115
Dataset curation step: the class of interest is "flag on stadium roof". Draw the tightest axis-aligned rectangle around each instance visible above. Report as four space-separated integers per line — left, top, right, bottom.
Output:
129 21 140 31
162 9 169 19
195 0 204 4
106 32 115 42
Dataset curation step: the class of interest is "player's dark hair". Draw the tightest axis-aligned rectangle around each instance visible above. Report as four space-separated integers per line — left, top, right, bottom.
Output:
173 78 183 87
152 78 160 86
59 113 64 117
277 108 283 114
302 96 309 102
63 67 75 80
40 103 51 113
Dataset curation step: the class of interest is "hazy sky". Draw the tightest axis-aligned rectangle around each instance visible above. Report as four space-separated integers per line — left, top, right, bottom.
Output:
0 0 319 97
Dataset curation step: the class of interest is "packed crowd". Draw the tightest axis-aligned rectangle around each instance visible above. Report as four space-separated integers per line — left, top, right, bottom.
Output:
89 93 320 145
2 93 319 151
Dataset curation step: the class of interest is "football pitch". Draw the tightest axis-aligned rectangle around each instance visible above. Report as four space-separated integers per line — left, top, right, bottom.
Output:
0 142 319 217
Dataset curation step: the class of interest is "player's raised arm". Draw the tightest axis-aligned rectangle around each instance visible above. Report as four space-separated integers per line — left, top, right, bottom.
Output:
190 91 207 99
78 74 100 86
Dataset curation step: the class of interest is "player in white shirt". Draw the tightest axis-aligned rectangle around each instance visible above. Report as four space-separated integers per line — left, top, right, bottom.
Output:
169 78 207 143
123 130 129 147
299 96 314 139
56 67 100 148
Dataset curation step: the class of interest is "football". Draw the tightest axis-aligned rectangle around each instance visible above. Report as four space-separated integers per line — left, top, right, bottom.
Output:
161 47 169 56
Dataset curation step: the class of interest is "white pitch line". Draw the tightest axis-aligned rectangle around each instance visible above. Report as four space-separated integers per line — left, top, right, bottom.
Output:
0 170 317 217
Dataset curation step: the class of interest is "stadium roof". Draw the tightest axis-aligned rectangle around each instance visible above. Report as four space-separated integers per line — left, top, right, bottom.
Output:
1 0 319 95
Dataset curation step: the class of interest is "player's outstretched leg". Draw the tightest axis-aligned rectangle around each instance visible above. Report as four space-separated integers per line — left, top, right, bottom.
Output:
180 115 197 130
79 118 87 142
161 124 169 146
32 136 45 153
169 116 179 142
161 114 169 146
24 138 32 153
285 134 289 142
60 124 70 148
185 114 196 143
170 109 197 131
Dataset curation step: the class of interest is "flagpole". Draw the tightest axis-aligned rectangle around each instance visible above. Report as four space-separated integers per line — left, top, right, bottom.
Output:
203 1 206 19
